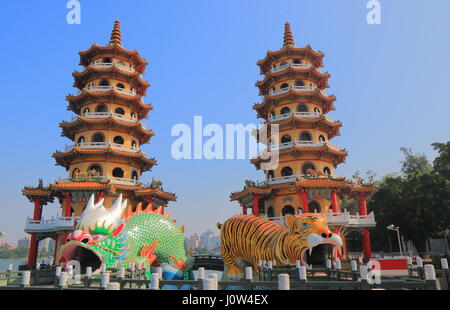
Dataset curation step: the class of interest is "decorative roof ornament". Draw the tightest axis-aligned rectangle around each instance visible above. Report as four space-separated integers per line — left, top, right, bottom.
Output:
78 193 128 232
283 22 296 48
109 19 122 46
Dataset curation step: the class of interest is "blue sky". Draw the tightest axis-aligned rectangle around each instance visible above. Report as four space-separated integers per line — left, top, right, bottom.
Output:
0 0 449 243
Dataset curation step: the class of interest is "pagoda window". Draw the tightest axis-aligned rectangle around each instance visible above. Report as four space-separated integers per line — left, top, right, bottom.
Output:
282 205 295 216
299 131 312 141
115 107 125 115
302 162 316 175
281 134 292 144
103 58 112 64
71 168 80 178
295 80 305 86
319 135 326 142
131 140 137 148
116 83 125 89
323 167 331 175
280 107 291 115
280 83 289 89
95 104 108 113
280 62 288 67
113 136 124 145
314 107 321 113
267 206 274 218
293 59 302 64
77 136 85 145
131 170 139 181
308 201 321 213
88 164 103 175
281 166 293 177
112 168 124 178
270 111 275 118
267 170 274 179
82 107 90 114
100 79 110 86
130 112 136 119
297 104 308 112
92 132 105 143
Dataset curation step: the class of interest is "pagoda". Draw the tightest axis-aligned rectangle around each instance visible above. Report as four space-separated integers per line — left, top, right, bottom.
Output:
230 23 377 262
22 21 176 268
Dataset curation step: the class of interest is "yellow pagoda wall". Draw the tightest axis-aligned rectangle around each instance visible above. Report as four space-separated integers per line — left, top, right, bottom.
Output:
74 130 140 146
269 102 324 115
80 102 138 117
69 160 141 179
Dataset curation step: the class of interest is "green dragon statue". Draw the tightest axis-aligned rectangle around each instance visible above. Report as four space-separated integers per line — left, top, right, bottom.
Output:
57 194 193 280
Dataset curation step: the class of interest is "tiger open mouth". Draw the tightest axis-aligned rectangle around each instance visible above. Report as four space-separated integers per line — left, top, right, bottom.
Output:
299 234 342 267
57 242 104 274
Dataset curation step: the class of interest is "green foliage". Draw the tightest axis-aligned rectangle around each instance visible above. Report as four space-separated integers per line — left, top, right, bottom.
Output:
368 143 450 252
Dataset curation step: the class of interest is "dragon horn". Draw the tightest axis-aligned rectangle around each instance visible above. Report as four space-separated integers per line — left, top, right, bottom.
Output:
85 194 97 211
95 198 105 209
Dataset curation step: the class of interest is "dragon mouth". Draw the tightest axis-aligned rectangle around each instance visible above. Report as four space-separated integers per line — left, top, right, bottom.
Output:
299 234 343 268
57 242 104 274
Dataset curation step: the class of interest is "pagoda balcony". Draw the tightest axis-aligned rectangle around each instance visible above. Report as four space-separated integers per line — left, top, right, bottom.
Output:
257 174 303 185
268 140 340 152
91 61 136 73
108 176 140 186
269 111 332 122
270 62 312 73
64 142 142 154
71 112 145 128
267 211 376 228
24 216 79 233
86 85 137 96
269 85 316 96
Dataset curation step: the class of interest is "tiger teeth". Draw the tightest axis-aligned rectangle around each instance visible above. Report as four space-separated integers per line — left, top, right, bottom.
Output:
308 246 313 256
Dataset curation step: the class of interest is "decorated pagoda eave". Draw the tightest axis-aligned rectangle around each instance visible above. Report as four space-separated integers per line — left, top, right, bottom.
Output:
66 92 152 120
229 186 272 201
267 116 342 130
79 44 148 74
72 65 150 91
22 188 54 203
257 45 325 74
59 117 154 144
135 188 177 202
53 148 157 171
255 69 330 92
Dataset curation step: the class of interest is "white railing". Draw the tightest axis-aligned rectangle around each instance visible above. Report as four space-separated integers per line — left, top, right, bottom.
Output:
25 216 79 233
65 142 140 153
108 176 140 186
269 112 321 122
269 85 316 96
87 85 136 96
271 62 312 73
256 174 303 185
71 112 145 128
266 211 376 228
91 61 135 73
269 140 340 152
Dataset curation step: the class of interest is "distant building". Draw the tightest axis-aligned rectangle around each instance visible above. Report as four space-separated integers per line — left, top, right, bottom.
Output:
0 242 17 250
17 237 31 249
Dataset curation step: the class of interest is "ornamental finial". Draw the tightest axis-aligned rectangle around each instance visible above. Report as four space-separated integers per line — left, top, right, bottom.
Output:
283 22 295 48
109 19 122 46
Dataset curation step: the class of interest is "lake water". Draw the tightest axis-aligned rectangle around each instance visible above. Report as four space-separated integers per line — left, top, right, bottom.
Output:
0 257 52 272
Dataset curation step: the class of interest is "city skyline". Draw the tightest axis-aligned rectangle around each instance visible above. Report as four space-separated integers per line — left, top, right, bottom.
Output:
1 1 450 243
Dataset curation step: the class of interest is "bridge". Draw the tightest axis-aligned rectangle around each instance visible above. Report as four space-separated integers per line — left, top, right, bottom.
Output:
192 255 224 271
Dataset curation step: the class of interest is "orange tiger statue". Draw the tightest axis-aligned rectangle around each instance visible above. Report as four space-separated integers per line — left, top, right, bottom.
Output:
218 214 342 280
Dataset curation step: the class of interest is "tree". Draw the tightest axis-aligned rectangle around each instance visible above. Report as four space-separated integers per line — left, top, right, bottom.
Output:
400 147 432 176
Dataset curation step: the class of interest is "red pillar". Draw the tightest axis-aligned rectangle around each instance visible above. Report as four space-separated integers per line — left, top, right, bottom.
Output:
358 193 372 260
64 193 72 217
300 189 309 213
96 191 105 202
331 189 339 213
252 196 260 217
27 198 42 268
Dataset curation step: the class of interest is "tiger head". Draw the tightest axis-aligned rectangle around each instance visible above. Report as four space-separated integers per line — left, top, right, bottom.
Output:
285 213 342 266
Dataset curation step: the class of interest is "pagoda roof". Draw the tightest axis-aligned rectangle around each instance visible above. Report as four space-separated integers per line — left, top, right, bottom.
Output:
135 188 177 201
229 184 273 201
255 67 330 94
72 66 150 96
53 147 156 172
60 116 154 144
253 91 336 119
66 91 152 120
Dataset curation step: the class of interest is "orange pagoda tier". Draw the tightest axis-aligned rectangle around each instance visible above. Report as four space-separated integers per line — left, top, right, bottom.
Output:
230 23 377 262
22 21 176 268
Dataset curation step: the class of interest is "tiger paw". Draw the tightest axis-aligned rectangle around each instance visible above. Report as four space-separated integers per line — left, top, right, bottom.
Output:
228 267 244 281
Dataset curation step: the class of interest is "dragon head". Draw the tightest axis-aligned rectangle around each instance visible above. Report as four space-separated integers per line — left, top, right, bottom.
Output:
285 213 342 266
57 194 128 273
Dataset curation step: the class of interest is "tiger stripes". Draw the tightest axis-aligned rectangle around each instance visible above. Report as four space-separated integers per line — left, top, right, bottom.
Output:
219 214 325 279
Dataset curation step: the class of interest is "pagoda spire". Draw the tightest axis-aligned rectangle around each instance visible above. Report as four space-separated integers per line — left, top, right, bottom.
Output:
109 19 122 46
283 22 295 48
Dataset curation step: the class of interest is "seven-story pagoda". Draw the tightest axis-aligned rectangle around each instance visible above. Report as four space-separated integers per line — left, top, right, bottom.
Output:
22 21 176 268
230 23 377 262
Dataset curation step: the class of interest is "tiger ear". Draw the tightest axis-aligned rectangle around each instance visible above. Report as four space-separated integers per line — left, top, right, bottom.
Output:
285 214 296 227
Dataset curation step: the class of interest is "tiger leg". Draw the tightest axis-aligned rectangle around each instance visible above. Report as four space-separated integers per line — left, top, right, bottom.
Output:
222 251 244 280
